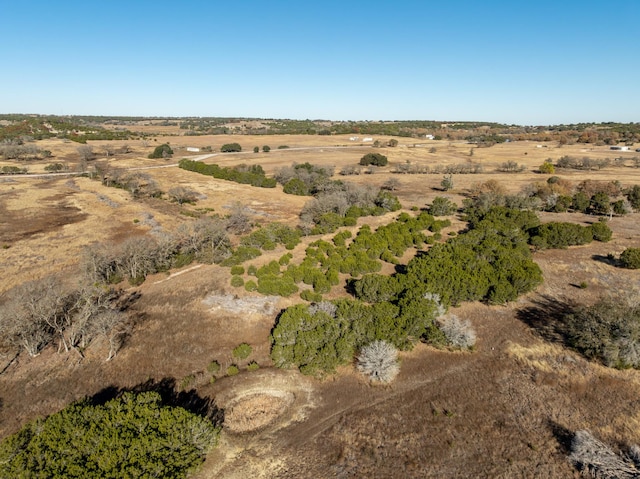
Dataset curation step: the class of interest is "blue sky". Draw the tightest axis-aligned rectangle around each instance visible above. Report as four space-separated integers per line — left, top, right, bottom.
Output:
1 0 638 125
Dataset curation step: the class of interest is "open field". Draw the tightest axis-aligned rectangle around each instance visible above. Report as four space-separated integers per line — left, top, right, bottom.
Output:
1 129 640 477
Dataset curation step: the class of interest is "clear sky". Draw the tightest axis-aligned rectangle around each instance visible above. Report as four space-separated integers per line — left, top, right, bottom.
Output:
1 0 638 125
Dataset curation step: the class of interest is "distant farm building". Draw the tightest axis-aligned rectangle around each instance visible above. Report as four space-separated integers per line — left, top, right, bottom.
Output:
362 137 373 142
610 146 630 151
349 136 360 141
425 134 435 140
186 147 200 152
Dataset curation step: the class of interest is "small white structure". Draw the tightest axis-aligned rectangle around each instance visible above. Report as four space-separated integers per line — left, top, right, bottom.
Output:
610 146 629 151
425 134 435 140
362 137 373 142
186 147 200 152
349 136 360 141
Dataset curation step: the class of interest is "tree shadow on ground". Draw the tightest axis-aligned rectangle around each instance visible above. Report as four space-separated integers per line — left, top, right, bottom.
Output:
88 377 224 427
516 294 576 346
591 254 618 267
548 420 575 455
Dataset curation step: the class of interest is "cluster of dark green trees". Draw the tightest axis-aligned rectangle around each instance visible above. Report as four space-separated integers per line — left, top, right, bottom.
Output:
234 212 448 299
0 392 219 478
220 142 242 152
178 159 277 188
528 220 611 250
359 153 388 167
222 223 302 267
269 207 549 375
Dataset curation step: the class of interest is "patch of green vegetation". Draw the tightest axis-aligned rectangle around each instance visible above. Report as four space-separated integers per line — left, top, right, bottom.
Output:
0 391 219 479
232 343 252 360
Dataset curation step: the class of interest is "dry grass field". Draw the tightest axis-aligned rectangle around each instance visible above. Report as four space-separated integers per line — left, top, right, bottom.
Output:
1 125 640 477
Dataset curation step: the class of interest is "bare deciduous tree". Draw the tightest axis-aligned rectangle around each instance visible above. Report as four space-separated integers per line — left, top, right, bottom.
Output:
569 430 640 479
439 314 476 349
168 186 199 205
226 202 252 234
382 178 400 191
90 309 128 361
0 277 68 356
357 340 400 383
77 145 95 161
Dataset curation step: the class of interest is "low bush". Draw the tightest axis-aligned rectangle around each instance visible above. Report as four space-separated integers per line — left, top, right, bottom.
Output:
230 265 245 275
207 360 221 375
232 343 252 359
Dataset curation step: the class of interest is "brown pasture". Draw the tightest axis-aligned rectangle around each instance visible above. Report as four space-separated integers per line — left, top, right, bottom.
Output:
1 130 640 478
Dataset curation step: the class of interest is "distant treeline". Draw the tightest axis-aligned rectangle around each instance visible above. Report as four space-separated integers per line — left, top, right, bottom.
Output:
0 115 136 142
2 114 639 144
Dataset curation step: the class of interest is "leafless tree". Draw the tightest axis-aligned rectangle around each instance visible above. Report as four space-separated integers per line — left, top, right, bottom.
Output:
90 309 128 361
102 145 116 157
83 243 120 284
0 278 67 356
226 202 252 234
382 178 400 191
65 284 118 351
357 340 400 383
118 236 158 282
569 430 640 479
168 186 199 205
77 145 95 162
438 314 476 349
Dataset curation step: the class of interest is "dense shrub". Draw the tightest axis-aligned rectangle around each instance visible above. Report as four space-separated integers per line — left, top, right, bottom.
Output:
359 153 388 166
589 220 613 242
429 196 457 216
241 223 301 251
620 248 640 269
220 143 242 152
270 304 354 375
626 185 640 210
148 143 173 159
563 298 640 369
0 392 218 479
528 222 594 250
539 161 555 174
230 275 244 287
